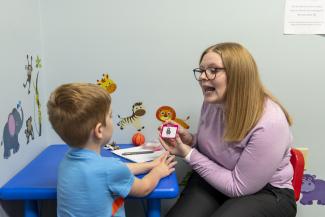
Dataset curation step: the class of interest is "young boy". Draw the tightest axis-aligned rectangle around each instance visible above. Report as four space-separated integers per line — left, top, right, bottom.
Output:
47 83 176 217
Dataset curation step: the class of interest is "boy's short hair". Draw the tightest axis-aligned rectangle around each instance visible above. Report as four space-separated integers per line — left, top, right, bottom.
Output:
47 83 111 147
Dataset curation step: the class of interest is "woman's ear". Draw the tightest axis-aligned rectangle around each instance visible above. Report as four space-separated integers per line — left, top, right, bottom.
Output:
93 122 103 139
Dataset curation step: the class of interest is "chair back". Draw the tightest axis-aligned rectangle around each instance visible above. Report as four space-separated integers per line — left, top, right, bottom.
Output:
290 148 305 201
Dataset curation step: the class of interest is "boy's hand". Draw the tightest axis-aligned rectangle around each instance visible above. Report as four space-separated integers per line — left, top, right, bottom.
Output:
128 152 177 197
150 152 173 168
151 152 177 179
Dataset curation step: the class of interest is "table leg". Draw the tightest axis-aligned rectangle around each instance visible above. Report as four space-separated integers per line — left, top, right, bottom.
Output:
24 200 38 217
147 199 161 217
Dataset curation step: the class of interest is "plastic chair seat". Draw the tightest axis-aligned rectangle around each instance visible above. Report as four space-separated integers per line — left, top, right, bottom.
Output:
290 148 305 201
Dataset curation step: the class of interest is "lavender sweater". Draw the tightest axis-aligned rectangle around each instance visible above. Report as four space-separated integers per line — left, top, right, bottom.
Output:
188 99 293 197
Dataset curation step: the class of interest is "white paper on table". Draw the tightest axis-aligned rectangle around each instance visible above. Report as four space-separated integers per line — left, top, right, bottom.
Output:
284 0 325 34
111 145 165 163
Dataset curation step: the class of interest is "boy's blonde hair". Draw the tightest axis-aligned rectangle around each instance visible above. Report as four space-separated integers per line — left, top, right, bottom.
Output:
200 42 292 142
47 83 111 147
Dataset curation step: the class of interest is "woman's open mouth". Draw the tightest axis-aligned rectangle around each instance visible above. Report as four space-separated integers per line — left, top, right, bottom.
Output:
203 86 215 93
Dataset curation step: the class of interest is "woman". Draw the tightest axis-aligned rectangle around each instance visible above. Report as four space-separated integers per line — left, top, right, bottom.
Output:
160 42 297 217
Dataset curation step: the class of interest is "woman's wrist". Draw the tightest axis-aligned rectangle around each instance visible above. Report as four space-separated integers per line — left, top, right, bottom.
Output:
180 145 192 158
184 148 194 162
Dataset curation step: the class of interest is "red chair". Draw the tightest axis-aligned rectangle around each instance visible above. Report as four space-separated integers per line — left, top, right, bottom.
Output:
290 148 305 201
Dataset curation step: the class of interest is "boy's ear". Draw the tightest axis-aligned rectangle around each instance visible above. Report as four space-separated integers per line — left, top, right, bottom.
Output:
93 122 103 139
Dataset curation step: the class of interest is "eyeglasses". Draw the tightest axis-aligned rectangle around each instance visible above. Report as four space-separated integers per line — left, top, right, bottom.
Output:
193 67 225 81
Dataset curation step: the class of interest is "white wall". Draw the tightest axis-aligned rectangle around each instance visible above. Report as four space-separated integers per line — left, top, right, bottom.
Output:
40 0 205 146
0 0 47 187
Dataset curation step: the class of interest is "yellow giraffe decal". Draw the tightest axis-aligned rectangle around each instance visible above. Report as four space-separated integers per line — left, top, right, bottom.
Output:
97 73 117 94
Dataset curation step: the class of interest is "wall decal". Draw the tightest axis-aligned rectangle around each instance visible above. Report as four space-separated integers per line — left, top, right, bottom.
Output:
300 173 325 205
23 55 33 94
132 132 145 146
117 102 146 131
33 56 42 136
156 105 190 129
1 102 24 159
96 73 117 94
35 56 42 68
24 116 34 144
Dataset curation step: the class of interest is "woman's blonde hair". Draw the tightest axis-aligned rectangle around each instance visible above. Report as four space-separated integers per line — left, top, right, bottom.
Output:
47 83 111 147
200 42 292 142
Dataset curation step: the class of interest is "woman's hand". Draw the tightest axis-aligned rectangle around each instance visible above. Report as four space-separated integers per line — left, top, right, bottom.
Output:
158 120 193 145
159 134 192 158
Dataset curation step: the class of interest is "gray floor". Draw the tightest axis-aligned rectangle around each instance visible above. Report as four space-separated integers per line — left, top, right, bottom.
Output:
0 203 9 217
0 200 23 217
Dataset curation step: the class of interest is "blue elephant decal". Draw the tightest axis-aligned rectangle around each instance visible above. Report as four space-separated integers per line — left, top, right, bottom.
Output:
1 104 24 159
300 174 325 205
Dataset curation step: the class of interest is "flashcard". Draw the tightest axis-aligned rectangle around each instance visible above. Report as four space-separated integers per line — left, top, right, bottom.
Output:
160 124 178 138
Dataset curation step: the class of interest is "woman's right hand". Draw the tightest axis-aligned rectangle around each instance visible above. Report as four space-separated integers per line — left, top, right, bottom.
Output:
159 134 192 158
158 120 193 145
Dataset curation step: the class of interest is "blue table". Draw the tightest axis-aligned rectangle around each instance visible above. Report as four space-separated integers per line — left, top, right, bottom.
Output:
0 144 179 217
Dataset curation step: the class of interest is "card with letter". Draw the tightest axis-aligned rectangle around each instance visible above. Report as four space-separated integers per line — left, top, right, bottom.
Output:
160 123 178 138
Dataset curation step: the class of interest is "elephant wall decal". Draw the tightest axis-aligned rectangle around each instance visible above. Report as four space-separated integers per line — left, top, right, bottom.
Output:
1 105 24 159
